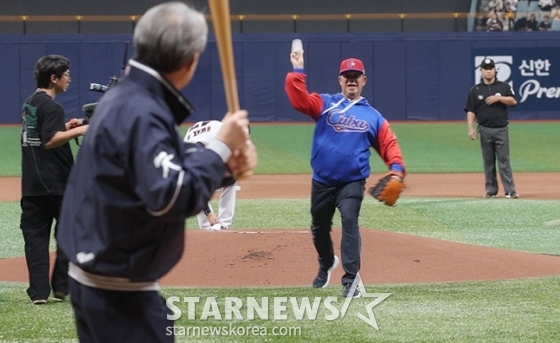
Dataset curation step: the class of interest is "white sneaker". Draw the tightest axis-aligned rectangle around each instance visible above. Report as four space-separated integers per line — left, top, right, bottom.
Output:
210 223 228 231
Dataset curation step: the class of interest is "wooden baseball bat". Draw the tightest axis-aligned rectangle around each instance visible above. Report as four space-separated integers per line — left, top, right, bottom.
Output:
208 0 239 113
208 0 252 179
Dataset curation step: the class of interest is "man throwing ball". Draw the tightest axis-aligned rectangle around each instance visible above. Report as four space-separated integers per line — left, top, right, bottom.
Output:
285 49 405 298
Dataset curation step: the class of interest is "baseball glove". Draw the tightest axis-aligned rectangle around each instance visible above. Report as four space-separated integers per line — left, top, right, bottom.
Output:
368 172 405 206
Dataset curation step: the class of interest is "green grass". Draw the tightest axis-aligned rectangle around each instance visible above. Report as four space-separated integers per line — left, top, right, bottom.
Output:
2 277 560 342
3 121 560 176
0 202 24 258
361 197 560 254
245 125 314 174
390 122 560 172
0 127 21 177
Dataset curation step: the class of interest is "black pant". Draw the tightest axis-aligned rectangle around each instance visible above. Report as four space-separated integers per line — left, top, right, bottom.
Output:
20 195 69 301
478 126 516 195
310 179 365 286
70 279 174 343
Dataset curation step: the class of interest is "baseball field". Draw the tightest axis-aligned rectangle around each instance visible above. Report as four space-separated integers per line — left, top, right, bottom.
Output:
0 122 559 342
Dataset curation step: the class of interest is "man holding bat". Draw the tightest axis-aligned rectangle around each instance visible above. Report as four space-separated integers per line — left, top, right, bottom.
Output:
57 2 256 342
285 47 405 298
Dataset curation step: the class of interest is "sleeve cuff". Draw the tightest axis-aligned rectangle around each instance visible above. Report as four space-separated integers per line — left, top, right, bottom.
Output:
206 139 232 163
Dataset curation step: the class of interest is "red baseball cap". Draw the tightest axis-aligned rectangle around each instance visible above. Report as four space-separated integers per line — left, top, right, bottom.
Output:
339 58 365 74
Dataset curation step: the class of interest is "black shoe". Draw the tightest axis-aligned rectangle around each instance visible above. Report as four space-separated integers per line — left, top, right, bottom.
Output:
505 192 519 199
484 193 497 198
31 299 47 305
53 292 67 301
312 256 339 288
342 282 361 298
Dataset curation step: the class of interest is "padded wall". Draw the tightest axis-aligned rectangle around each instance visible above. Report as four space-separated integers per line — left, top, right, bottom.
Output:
2 32 560 124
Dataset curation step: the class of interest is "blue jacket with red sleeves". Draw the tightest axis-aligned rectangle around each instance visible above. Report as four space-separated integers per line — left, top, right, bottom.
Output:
285 71 405 186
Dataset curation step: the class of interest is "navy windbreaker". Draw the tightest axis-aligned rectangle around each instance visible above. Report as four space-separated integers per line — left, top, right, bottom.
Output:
58 59 232 282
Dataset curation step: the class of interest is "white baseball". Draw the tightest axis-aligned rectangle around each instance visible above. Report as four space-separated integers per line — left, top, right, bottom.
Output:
291 38 303 52
210 224 222 231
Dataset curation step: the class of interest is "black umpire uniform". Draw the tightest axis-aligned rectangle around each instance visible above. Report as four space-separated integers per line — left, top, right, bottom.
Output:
464 58 518 198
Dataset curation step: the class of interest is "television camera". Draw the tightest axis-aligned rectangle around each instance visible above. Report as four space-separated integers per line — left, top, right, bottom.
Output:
81 42 129 125
82 76 119 124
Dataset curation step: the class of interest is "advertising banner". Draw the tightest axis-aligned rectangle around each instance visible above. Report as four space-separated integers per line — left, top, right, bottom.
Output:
473 48 560 111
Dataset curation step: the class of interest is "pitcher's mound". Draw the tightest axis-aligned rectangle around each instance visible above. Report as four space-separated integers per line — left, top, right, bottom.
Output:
159 229 560 287
2 229 560 287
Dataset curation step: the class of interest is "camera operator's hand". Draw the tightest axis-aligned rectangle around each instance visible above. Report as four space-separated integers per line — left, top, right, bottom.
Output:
66 118 89 131
75 125 88 137
47 123 89 149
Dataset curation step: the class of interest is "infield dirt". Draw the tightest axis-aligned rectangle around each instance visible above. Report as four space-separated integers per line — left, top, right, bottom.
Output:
1 173 559 286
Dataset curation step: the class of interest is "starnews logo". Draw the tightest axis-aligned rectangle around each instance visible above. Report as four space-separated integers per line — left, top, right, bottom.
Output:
166 275 391 331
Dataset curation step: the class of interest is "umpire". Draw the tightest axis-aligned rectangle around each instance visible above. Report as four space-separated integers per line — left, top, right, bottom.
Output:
465 58 519 198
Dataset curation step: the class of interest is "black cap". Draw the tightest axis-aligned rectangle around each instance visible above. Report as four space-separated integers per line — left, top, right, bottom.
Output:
480 58 495 68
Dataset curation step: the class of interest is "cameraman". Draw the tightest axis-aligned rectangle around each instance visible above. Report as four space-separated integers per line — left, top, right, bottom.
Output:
20 54 88 304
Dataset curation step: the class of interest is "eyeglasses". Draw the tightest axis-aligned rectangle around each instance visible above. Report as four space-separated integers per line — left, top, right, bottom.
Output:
61 72 71 81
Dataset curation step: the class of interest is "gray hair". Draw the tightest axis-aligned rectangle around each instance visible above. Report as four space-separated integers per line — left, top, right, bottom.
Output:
133 1 208 73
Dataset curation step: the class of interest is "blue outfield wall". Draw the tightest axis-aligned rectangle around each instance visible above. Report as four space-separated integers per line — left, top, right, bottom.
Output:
1 32 560 124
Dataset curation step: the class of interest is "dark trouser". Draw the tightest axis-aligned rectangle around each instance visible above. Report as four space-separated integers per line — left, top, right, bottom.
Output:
478 126 516 195
310 179 365 286
20 195 69 301
70 279 174 343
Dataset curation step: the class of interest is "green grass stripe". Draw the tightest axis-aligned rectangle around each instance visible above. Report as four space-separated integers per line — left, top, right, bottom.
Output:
367 197 560 254
2 122 560 176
